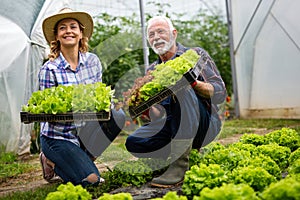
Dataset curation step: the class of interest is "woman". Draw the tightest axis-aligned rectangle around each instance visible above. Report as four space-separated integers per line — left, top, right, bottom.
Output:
39 8 125 187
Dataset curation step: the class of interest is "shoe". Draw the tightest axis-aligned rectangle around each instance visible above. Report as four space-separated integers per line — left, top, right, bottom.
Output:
150 139 192 188
39 152 55 182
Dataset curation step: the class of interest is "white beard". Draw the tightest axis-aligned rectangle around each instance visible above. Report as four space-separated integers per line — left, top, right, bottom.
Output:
151 36 175 55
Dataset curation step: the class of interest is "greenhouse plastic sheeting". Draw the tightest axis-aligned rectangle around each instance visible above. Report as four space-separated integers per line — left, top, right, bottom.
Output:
0 0 68 153
0 15 30 153
229 0 300 118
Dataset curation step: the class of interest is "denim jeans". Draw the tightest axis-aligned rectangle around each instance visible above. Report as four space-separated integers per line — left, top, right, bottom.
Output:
41 108 125 187
41 135 100 187
125 87 217 158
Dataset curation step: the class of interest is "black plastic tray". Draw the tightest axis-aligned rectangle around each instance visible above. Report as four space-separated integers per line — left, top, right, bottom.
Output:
129 57 203 119
20 111 110 124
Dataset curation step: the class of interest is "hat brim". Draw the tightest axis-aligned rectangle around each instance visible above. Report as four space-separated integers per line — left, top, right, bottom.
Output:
42 11 93 44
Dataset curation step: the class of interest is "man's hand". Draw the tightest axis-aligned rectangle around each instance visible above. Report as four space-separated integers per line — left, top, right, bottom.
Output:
149 104 165 121
191 80 214 98
141 104 165 122
140 109 150 121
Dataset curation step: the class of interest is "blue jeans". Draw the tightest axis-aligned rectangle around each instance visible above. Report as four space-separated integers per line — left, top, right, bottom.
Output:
41 108 125 187
41 136 100 187
125 88 219 158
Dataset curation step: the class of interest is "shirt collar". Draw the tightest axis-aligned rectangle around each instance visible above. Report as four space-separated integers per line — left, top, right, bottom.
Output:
57 52 85 70
78 52 85 66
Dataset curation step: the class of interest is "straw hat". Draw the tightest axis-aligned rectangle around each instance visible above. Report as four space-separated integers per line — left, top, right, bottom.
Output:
42 8 93 44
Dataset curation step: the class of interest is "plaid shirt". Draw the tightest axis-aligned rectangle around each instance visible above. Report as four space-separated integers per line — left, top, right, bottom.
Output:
147 43 227 115
38 52 102 145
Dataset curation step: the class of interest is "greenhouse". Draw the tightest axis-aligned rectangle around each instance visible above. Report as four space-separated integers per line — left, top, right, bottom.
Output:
0 0 300 199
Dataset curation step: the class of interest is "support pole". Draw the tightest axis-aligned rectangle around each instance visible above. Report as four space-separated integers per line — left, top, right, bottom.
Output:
139 0 149 73
225 0 240 117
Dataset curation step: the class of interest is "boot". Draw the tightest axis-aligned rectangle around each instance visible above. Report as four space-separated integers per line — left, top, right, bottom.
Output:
150 139 192 188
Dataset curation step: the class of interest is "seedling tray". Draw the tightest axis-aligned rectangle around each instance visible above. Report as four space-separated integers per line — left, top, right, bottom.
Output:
20 111 110 124
129 57 204 119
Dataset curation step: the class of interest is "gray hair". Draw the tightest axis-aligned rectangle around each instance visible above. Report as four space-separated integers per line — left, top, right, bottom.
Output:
146 16 176 38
